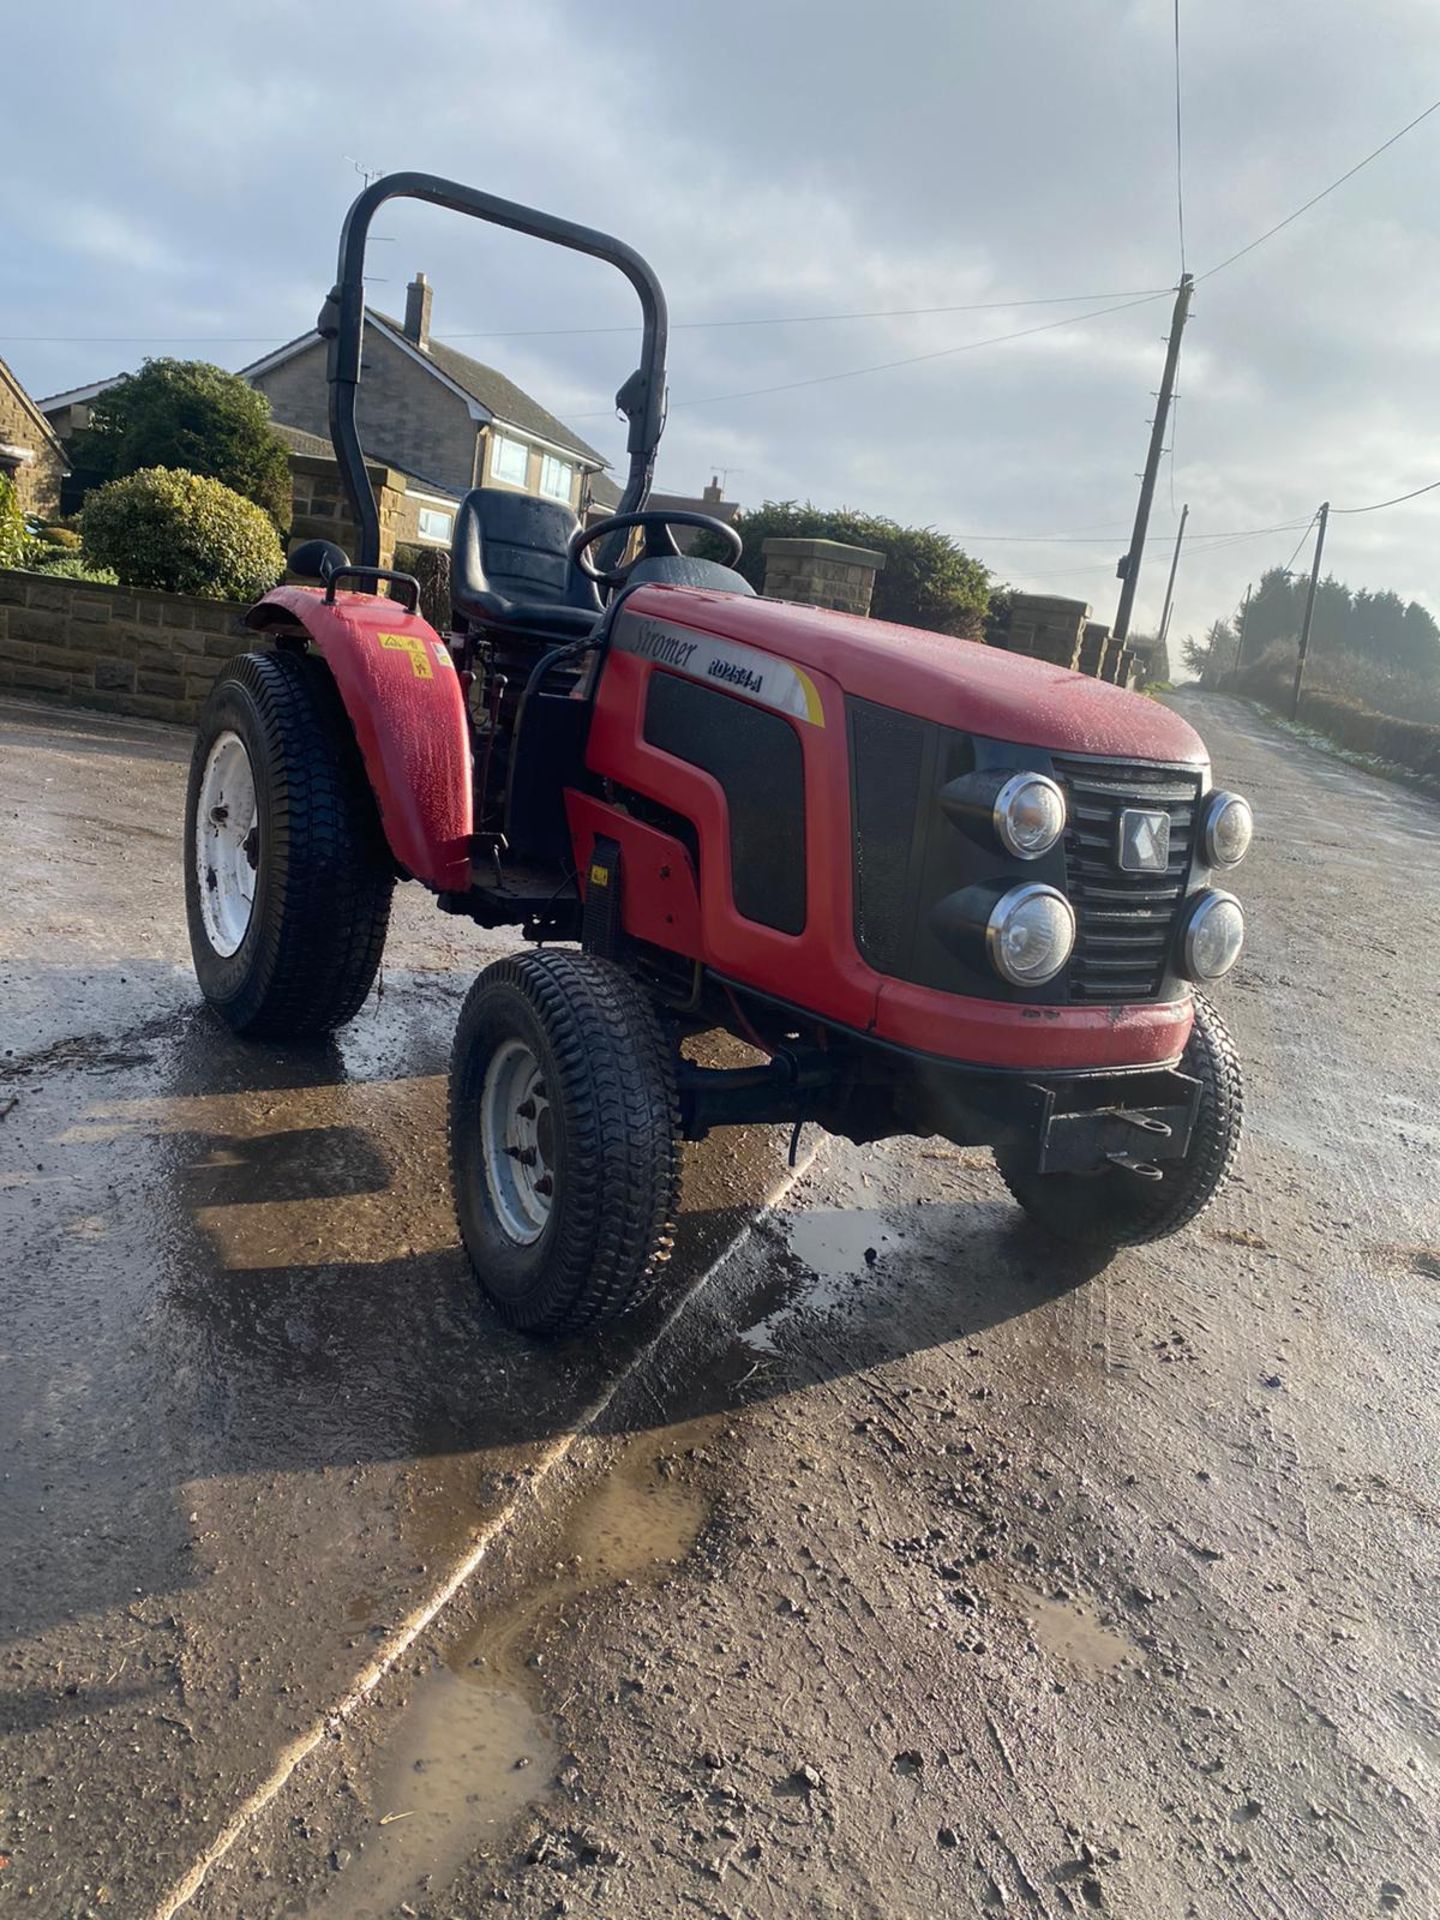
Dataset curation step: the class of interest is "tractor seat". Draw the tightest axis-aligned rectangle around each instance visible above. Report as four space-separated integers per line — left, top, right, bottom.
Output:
450 490 602 638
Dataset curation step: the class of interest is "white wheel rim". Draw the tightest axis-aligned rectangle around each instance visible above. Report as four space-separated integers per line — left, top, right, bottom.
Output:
480 1039 554 1246
195 731 259 958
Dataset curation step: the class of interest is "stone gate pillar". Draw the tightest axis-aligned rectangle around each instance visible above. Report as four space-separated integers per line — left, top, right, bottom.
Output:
761 537 886 615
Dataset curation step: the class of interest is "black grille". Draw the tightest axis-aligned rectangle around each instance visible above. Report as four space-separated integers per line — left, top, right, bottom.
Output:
1053 756 1202 1002
850 701 929 974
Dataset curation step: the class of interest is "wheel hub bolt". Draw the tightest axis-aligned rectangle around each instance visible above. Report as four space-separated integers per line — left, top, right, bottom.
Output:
534 1174 554 1197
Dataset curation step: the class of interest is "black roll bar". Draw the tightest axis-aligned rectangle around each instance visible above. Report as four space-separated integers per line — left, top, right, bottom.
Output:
317 171 669 569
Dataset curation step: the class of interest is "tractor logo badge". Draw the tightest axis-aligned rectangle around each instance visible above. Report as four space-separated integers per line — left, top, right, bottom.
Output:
1117 808 1171 873
614 614 825 726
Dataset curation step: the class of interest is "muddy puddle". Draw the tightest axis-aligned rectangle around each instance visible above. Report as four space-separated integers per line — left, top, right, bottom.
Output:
736 1205 901 1352
1014 1585 1132 1675
319 1443 710 1917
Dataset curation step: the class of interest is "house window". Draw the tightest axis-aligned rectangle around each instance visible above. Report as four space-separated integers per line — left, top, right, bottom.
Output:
539 454 574 502
417 506 454 544
491 432 529 486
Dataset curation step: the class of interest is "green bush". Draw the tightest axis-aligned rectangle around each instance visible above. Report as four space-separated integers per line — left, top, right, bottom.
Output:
25 549 119 584
694 499 990 638
70 358 292 529
0 473 26 570
32 523 83 551
82 467 284 600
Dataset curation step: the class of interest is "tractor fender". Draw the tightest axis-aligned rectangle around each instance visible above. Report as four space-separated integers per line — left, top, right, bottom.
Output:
246 585 472 891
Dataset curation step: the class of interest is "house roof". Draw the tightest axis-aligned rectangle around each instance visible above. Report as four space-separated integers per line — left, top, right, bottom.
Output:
238 313 608 471
35 373 127 414
3 358 75 464
270 421 334 460
369 315 608 469
648 488 741 526
587 471 623 511
270 420 462 503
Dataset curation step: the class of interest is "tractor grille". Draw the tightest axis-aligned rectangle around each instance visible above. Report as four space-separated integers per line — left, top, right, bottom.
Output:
1052 756 1203 1003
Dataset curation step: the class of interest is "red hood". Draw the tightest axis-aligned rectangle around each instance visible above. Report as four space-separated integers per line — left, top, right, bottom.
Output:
624 584 1206 765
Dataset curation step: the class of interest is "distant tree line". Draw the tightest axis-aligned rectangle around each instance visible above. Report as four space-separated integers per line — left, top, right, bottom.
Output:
1185 566 1440 685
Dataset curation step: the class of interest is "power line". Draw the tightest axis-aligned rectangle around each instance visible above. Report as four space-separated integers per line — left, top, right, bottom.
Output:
1280 516 1319 573
1332 476 1440 514
947 515 1309 546
1172 0 1187 276
573 289 1173 417
1199 96 1440 281
0 287 1174 349
443 288 1172 338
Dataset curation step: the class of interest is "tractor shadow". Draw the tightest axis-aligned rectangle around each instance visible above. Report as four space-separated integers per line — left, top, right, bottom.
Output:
3 960 1113 1661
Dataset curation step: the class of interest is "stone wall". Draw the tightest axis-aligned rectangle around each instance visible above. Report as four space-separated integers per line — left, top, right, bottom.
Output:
0 568 250 727
761 537 886 615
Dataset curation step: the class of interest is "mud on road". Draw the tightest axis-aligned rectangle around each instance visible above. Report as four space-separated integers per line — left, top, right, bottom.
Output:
2 691 1438 1919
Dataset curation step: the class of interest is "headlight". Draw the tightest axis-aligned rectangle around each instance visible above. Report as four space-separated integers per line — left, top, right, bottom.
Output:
1201 791 1253 868
987 883 1076 986
993 773 1067 860
1179 890 1244 981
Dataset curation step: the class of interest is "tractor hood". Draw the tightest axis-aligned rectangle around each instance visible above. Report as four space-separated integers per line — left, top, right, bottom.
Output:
620 584 1206 765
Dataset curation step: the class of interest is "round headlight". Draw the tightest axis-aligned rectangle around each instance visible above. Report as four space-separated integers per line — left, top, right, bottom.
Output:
987 883 1076 986
1180 890 1244 981
994 773 1067 860
1202 791 1253 868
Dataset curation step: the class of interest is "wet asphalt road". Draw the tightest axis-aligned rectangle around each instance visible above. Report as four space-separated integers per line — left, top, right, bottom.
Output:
2 690 1438 1919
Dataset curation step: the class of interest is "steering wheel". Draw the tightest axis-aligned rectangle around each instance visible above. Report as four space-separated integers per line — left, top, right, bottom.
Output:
569 509 744 590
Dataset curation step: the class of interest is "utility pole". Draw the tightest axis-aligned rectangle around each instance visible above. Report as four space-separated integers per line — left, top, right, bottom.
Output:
1231 580 1254 676
1113 273 1193 643
1156 502 1189 650
1290 503 1330 720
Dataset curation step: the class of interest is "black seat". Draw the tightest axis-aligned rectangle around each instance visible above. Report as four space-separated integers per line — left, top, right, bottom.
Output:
450 490 602 638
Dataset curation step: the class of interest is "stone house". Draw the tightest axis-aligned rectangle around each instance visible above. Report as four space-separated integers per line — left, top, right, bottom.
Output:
0 356 68 519
38 272 611 560
238 272 610 554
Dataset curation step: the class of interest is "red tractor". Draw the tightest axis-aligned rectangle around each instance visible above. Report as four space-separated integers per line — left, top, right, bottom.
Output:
186 173 1251 1335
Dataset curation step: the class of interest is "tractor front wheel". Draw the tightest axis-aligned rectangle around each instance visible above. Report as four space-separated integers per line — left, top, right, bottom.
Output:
449 950 681 1336
185 649 393 1038
994 993 1243 1248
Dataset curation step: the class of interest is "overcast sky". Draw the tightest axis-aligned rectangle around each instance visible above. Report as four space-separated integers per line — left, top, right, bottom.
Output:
5 0 1438 645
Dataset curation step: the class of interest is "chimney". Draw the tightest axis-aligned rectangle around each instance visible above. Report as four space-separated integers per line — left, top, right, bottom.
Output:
702 474 723 504
404 271 433 351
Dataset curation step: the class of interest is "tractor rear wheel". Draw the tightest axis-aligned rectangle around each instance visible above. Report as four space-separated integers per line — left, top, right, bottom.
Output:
994 993 1243 1248
449 950 681 1336
185 648 393 1038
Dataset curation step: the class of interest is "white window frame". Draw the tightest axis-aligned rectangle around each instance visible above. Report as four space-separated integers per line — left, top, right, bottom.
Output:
539 453 574 503
490 432 529 487
417 505 454 544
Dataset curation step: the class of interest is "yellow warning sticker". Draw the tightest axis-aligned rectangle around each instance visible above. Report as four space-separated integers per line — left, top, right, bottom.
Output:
589 862 610 888
378 631 433 680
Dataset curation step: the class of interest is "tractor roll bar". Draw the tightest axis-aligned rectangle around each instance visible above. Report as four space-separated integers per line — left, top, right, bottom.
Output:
319 171 670 570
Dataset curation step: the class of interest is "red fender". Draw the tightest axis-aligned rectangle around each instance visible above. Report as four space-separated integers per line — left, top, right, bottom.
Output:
246 585 472 891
